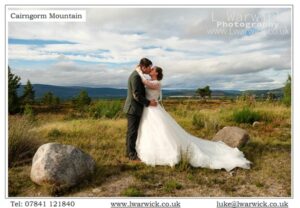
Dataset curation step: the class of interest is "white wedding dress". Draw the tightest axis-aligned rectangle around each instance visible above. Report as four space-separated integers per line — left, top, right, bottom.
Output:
136 79 251 172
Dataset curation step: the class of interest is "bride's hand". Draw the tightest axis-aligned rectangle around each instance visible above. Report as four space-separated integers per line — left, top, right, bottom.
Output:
136 66 143 73
136 66 147 82
149 99 157 107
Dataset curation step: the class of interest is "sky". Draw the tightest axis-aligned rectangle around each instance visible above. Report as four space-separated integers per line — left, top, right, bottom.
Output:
8 7 291 90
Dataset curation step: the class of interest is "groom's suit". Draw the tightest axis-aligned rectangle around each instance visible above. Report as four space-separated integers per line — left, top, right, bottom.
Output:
124 70 150 159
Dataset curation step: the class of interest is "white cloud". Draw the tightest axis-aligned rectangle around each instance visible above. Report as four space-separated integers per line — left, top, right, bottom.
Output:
8 7 291 90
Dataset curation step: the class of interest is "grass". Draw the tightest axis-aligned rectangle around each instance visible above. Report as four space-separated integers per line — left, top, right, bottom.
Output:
88 100 123 119
47 128 64 137
164 180 183 193
8 116 43 168
8 99 291 197
232 107 262 124
192 113 206 129
121 187 144 197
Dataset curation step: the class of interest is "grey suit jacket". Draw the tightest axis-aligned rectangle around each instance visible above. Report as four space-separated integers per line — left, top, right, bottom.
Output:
123 70 150 116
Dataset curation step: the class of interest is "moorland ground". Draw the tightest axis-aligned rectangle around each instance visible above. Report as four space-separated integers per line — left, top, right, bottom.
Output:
8 99 291 197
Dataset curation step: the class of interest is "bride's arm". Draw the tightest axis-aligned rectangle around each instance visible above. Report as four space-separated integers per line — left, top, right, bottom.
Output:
136 67 160 90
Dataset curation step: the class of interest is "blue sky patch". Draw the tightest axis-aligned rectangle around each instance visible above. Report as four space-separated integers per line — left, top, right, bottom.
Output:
8 38 77 45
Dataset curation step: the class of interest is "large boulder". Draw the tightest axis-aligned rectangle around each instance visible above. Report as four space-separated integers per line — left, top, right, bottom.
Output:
212 126 250 148
30 143 95 189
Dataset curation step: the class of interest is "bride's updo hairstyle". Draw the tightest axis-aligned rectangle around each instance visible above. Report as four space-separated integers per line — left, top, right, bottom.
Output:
155 67 163 81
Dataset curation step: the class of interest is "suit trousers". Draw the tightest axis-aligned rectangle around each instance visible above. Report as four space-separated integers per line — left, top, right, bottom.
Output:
126 113 141 158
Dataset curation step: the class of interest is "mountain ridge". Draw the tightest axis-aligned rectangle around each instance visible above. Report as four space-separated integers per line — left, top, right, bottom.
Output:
17 84 284 99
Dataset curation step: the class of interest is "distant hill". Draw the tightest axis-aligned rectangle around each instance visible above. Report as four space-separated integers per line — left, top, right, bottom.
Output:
17 84 127 99
17 84 284 100
211 90 243 97
244 88 284 98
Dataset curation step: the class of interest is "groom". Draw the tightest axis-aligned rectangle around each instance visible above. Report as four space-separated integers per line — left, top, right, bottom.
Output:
123 58 157 160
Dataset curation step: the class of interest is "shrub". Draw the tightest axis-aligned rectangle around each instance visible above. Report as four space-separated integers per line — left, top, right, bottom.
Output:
164 180 183 193
72 90 91 110
192 113 219 134
88 100 122 119
232 107 261 124
41 92 60 105
192 114 205 129
121 187 144 197
47 128 64 137
176 149 191 172
23 104 34 117
8 117 41 167
41 92 60 111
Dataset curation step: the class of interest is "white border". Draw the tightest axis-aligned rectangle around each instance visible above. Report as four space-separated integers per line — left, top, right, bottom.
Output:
2 3 297 208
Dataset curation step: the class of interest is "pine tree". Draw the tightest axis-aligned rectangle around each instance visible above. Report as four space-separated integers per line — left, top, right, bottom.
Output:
41 92 60 110
41 92 54 105
22 80 35 105
8 66 21 114
72 90 91 109
283 75 291 106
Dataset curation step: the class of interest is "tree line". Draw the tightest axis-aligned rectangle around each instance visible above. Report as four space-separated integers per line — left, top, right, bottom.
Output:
8 66 292 114
8 66 91 114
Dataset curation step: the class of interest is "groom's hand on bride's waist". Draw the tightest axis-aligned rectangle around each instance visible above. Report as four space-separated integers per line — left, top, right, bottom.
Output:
149 99 158 107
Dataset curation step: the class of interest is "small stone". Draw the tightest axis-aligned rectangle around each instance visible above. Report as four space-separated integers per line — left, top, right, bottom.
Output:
252 121 261 127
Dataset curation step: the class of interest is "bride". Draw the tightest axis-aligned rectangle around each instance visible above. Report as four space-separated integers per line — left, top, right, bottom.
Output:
135 66 251 172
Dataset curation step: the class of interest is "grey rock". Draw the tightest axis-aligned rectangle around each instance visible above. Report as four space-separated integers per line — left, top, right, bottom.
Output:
30 143 95 189
212 126 250 148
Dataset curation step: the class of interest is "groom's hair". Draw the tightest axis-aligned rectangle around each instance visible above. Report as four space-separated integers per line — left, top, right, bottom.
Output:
139 58 152 68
